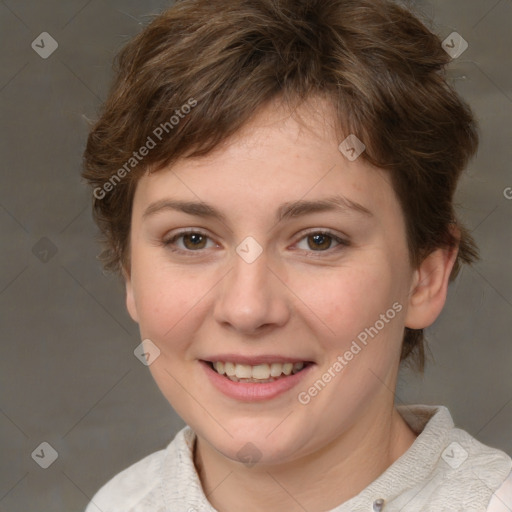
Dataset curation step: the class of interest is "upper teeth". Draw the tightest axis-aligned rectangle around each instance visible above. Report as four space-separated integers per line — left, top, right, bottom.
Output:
213 361 305 380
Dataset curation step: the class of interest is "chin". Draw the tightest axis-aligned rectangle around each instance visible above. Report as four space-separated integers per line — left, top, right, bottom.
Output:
196 417 313 466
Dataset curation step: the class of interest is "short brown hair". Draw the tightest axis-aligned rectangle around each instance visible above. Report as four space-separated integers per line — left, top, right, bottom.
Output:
82 0 479 372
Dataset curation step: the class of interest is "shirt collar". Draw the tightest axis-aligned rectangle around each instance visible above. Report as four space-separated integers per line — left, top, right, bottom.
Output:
160 404 453 511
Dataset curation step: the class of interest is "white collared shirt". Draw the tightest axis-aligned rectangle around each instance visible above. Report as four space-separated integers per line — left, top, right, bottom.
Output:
85 404 512 511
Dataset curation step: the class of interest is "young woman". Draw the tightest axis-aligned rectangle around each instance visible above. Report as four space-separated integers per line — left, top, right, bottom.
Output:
82 1 512 510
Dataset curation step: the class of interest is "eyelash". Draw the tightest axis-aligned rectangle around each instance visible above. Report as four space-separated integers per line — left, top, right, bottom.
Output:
161 229 350 257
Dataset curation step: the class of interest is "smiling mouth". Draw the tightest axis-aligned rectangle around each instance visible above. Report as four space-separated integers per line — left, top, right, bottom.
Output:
204 360 312 383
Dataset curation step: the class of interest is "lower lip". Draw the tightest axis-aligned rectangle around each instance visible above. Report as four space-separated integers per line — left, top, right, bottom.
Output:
200 361 315 402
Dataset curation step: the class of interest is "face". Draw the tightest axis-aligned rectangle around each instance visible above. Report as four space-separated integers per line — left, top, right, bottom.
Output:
125 98 418 465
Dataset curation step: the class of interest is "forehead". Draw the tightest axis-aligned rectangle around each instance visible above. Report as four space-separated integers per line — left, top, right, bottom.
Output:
132 98 401 226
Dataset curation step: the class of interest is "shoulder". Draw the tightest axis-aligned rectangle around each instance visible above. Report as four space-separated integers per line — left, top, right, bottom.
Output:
84 447 166 512
433 426 512 510
487 470 512 512
396 405 512 510
83 426 195 512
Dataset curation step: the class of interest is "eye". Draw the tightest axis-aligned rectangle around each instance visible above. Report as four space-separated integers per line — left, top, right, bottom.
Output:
294 230 349 254
162 229 349 256
162 229 217 253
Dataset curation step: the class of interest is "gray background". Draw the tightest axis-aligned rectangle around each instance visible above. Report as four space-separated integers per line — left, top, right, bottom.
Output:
0 1 510 511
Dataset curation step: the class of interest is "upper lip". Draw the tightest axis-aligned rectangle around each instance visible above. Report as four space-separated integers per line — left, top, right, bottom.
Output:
201 354 314 365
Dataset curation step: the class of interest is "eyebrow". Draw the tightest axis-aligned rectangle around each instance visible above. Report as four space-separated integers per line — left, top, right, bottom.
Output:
142 195 373 223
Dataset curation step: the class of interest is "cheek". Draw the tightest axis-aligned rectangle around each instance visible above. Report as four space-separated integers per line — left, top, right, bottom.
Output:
131 257 211 349
292 263 396 345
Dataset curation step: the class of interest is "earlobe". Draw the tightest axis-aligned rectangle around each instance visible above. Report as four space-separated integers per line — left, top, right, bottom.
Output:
122 266 139 323
404 244 459 330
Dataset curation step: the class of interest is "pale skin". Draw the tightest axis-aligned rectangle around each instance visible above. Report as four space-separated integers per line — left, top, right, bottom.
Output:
123 97 458 512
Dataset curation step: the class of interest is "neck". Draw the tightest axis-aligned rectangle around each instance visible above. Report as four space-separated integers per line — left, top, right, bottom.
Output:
194 403 417 512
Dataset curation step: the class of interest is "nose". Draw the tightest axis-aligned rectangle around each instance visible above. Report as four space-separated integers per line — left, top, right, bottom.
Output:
213 245 290 335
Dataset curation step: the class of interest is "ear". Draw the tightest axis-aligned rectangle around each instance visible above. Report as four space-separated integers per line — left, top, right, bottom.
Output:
122 265 139 323
404 240 459 330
